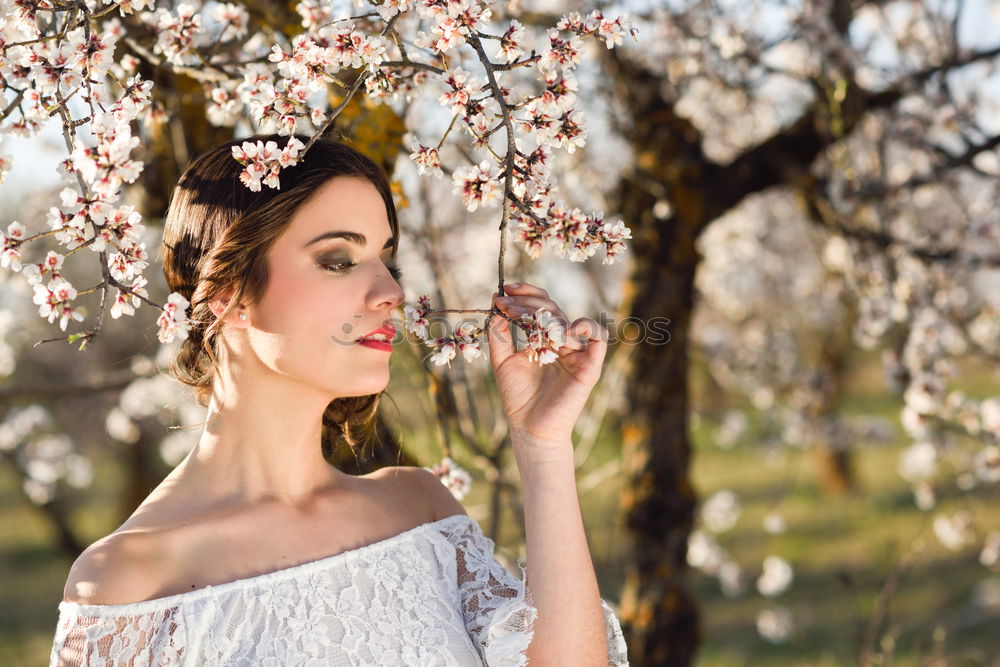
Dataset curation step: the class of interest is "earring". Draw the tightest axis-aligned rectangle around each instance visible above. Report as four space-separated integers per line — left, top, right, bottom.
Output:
239 312 248 320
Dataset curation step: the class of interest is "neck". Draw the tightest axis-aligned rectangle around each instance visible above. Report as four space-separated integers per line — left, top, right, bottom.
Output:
174 372 354 508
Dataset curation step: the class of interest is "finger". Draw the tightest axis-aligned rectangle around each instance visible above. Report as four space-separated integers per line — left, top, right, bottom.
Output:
487 293 518 367
564 318 609 352
494 293 564 321
503 282 549 299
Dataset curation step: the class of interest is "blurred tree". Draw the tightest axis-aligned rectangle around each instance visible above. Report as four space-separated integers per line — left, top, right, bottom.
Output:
600 1 1000 662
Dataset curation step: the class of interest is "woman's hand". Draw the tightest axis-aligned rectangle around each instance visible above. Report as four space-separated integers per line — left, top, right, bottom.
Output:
487 282 609 448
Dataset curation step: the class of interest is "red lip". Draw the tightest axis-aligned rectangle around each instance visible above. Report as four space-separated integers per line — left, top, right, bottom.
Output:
356 322 397 342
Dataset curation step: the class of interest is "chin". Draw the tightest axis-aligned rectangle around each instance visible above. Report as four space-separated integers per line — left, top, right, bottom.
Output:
326 376 390 399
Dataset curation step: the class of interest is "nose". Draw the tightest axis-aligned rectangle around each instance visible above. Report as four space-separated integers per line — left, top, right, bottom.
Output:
369 270 405 312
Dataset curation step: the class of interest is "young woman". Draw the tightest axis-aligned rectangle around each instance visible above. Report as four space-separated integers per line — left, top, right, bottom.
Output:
49 135 628 666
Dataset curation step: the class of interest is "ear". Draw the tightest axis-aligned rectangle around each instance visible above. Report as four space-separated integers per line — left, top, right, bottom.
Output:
207 285 250 327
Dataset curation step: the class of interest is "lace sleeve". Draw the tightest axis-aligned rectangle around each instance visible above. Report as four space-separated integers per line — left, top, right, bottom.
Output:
49 602 185 666
441 516 629 667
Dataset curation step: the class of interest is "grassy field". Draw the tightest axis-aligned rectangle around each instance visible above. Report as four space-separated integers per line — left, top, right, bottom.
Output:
2 361 999 665
687 422 999 666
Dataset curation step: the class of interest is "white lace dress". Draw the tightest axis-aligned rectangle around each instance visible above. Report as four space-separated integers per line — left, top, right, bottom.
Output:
49 513 629 666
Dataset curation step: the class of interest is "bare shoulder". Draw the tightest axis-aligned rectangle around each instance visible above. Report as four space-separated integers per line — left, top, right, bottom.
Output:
373 465 468 522
63 529 170 606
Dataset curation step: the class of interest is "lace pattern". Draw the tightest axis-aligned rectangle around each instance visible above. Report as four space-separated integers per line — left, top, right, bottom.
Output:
50 514 629 666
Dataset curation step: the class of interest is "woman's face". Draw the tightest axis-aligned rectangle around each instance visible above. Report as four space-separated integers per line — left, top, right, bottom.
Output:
243 175 405 399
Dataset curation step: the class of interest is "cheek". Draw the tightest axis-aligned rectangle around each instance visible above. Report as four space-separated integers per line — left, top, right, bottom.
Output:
258 265 356 344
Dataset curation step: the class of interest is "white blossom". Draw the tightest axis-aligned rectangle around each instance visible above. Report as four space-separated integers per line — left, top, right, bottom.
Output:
520 308 566 365
701 489 741 533
898 441 937 482
409 142 443 178
756 606 793 643
933 511 974 551
452 160 502 212
757 555 794 597
156 292 192 344
423 456 473 501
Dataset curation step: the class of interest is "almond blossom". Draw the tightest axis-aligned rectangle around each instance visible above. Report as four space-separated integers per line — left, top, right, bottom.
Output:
403 295 433 339
156 293 192 344
496 20 526 63
0 0 636 368
423 456 474 501
422 320 484 367
231 137 306 191
427 337 458 367
520 308 566 365
209 3 250 42
68 112 143 199
438 68 482 116
409 142 443 178
0 222 26 272
455 321 484 362
32 278 85 332
452 160 502 212
111 276 149 320
155 3 206 67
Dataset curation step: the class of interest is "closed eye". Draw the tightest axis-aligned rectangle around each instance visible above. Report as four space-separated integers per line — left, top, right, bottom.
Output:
320 261 404 281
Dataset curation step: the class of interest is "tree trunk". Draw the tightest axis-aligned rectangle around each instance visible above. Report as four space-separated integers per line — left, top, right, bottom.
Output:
612 181 701 665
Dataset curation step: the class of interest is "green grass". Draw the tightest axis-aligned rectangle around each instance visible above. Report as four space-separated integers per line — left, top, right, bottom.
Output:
687 381 1000 666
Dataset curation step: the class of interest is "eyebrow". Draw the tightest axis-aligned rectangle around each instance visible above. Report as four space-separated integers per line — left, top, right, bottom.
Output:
304 231 396 250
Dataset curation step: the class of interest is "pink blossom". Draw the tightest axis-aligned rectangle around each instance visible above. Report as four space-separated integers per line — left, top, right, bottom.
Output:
455 321 484 362
539 29 583 72
109 74 154 123
155 3 205 67
231 137 305 191
33 278 84 331
1 221 26 272
111 276 149 319
296 0 336 28
497 20 526 62
452 160 502 212
551 109 587 153
107 239 149 282
519 308 566 365
207 83 242 127
423 457 473 500
427 337 457 367
409 142 443 178
209 3 249 42
600 218 633 265
156 293 191 344
68 112 143 198
438 68 481 116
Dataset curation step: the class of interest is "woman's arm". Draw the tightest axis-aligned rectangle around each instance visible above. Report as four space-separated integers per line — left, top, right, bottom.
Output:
513 429 608 666
486 281 618 665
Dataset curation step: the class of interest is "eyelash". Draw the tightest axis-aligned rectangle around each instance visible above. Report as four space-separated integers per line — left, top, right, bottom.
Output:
321 261 404 281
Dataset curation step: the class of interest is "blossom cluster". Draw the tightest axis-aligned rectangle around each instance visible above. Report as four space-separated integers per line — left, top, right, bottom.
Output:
0 0 636 359
231 137 306 191
403 294 569 368
514 203 632 265
521 308 566 365
220 0 638 270
687 487 796 643
403 295 486 368
0 405 93 505
422 456 473 501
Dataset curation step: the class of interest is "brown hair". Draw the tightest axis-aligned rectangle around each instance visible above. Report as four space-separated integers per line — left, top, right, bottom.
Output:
159 133 399 466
